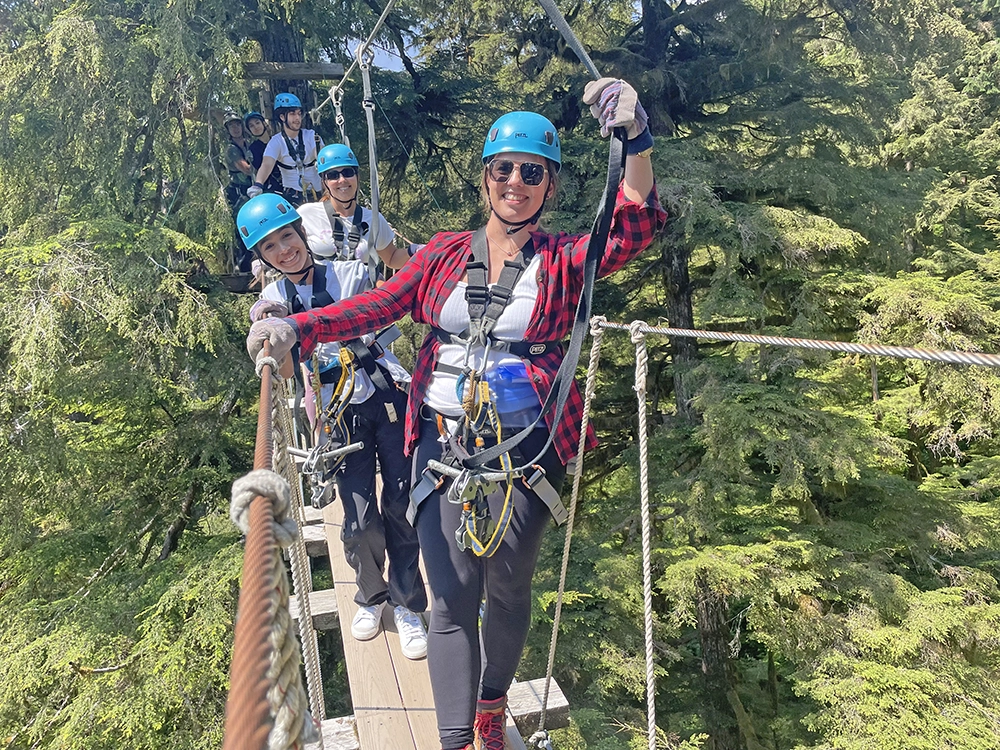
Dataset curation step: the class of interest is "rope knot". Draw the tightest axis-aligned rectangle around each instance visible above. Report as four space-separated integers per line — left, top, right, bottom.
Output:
590 315 607 338
629 319 648 345
230 469 299 548
256 355 282 380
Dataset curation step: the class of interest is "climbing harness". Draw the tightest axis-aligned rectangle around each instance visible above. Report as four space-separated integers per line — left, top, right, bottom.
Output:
276 129 322 203
281 263 403 420
322 201 369 261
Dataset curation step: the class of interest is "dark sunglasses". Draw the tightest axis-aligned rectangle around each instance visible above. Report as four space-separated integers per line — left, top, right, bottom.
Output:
487 159 547 186
322 166 358 180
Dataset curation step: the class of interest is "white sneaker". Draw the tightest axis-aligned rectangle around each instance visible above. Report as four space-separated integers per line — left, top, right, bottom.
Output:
393 606 428 660
351 603 383 641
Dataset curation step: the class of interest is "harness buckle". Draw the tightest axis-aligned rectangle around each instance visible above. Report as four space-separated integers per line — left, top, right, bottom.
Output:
521 463 547 490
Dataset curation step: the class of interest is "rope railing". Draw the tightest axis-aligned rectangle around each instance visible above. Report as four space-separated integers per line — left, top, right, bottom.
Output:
223 343 323 750
531 317 1000 750
594 321 1000 368
222 342 280 749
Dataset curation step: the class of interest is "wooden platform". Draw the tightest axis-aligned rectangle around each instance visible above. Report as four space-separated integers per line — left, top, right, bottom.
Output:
320 500 527 750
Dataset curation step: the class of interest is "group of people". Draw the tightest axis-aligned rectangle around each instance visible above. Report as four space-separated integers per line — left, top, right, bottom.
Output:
239 78 666 750
223 92 327 269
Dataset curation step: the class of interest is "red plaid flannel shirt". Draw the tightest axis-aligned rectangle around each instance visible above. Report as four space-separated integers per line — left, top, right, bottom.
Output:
290 185 667 464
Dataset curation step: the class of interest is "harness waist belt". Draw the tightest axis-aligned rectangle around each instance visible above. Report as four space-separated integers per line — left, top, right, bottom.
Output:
431 327 560 357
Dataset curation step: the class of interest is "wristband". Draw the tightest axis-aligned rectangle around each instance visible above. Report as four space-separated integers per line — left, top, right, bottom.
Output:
626 128 654 155
253 181 263 189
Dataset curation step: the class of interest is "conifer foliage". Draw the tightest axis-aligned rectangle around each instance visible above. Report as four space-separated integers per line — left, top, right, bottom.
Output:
4 0 1000 748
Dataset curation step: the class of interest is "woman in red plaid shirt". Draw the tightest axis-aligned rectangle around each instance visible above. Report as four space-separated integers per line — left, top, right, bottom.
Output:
248 79 666 750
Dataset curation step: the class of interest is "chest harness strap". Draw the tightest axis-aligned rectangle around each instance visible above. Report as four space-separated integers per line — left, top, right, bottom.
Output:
281 265 401 422
322 202 369 262
278 130 320 201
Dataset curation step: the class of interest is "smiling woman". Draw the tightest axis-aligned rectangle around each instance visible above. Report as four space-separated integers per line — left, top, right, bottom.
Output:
245 81 666 750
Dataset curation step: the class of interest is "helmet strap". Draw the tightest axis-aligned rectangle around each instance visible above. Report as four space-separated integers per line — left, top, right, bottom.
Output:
331 192 357 209
488 198 545 234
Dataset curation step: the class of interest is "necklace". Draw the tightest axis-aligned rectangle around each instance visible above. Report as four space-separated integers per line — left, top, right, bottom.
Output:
487 231 522 259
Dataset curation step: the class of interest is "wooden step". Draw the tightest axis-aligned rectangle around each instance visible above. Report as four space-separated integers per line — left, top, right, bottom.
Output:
304 716 359 750
302 504 324 525
507 678 570 736
289 588 340 632
301 523 328 557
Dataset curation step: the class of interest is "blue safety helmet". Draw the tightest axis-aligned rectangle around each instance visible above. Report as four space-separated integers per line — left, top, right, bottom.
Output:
273 92 302 110
482 112 561 172
236 193 301 251
244 111 265 127
317 144 360 173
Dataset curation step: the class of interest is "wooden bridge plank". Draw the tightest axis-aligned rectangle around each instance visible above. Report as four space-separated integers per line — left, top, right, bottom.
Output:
288 588 339 631
323 499 419 750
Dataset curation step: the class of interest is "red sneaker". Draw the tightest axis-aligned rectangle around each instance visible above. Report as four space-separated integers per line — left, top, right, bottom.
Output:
473 696 508 750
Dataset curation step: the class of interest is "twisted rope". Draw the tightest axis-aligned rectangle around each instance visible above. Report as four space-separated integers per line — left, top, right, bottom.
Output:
270 378 327 730
533 318 606 745
230 470 320 750
595 321 1000 368
629 321 657 750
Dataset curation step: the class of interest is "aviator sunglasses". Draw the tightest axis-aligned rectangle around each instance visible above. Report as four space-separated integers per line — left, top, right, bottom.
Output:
322 166 358 181
487 159 547 186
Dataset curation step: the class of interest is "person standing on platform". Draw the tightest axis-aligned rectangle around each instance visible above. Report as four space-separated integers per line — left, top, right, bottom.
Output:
222 110 255 271
244 111 281 195
238 192 430 661
298 144 411 270
247 93 324 207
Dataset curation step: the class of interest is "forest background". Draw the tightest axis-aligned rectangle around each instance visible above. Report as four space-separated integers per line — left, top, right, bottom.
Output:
4 0 1000 748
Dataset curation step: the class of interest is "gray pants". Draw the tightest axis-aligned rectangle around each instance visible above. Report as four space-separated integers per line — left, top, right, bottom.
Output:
337 386 426 612
412 423 565 749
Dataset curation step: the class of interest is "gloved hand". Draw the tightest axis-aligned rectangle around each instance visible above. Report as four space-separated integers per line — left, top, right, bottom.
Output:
246 183 264 199
249 299 289 322
583 78 649 140
247 317 298 365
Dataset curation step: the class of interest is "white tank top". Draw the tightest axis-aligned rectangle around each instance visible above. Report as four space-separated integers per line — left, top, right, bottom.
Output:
424 254 541 416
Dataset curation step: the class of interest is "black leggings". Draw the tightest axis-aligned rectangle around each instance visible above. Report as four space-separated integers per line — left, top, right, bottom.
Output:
411 423 566 749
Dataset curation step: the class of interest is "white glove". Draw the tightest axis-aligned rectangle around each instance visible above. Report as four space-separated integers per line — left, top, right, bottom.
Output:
246 183 264 199
582 78 649 140
249 299 289 322
247 317 298 365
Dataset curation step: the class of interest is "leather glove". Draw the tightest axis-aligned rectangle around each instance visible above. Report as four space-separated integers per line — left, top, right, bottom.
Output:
246 183 264 199
249 299 289 322
583 78 649 140
247 317 298 365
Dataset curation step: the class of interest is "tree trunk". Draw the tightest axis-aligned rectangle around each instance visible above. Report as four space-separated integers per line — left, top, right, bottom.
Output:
253 12 310 114
696 573 767 750
158 481 197 562
662 232 699 423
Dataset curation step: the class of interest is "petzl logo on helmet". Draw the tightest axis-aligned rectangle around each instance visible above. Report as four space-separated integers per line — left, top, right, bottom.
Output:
514 131 527 138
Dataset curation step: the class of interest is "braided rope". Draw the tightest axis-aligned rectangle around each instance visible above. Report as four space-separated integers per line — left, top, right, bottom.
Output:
534 318 606 741
595 321 1000 368
270 378 327 731
629 321 657 750
229 470 319 750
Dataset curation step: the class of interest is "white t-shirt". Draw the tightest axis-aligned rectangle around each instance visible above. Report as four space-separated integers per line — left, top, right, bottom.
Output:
260 260 409 406
263 129 324 194
424 254 541 416
298 202 394 262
